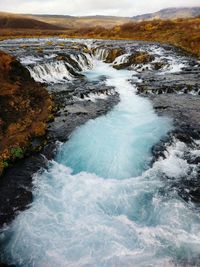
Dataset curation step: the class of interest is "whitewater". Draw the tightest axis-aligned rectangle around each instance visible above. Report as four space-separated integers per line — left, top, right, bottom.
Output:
1 49 200 267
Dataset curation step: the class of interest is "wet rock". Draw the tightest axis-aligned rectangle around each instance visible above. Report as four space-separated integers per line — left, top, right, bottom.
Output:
152 61 167 70
105 48 125 63
151 93 200 204
114 51 155 69
92 46 125 63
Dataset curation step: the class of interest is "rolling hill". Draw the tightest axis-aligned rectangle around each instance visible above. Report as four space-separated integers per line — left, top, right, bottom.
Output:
1 7 200 30
27 7 200 28
0 12 65 29
27 14 130 29
132 7 200 21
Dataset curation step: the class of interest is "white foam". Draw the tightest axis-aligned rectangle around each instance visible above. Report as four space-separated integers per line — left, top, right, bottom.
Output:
73 91 114 103
20 55 43 65
28 61 74 83
113 53 130 65
94 48 109 61
2 144 200 267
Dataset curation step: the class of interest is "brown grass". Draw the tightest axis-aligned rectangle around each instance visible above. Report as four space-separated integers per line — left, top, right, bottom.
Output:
0 12 65 30
1 17 199 58
67 17 200 58
0 51 53 175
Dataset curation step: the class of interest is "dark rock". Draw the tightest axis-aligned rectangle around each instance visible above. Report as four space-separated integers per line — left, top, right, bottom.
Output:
114 51 155 69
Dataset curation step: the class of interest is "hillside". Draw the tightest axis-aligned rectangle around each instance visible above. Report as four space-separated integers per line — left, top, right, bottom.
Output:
1 8 200 30
28 14 130 29
0 12 65 29
27 7 200 28
132 7 200 21
67 17 200 59
0 51 53 175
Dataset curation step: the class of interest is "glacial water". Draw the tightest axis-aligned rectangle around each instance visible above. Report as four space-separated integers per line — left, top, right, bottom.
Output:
1 41 200 267
58 60 170 179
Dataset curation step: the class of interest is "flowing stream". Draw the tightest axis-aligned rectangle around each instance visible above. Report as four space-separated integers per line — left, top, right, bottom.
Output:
1 41 200 267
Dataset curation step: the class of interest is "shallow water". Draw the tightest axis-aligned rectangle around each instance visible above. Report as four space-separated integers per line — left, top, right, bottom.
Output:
1 39 200 267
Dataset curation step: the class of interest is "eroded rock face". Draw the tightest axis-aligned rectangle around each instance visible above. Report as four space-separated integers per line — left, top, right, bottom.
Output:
114 51 155 69
92 46 125 63
104 48 125 63
0 51 53 175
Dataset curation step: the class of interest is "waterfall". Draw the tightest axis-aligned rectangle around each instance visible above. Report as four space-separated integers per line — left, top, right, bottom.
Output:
113 53 130 66
27 61 74 83
93 48 109 61
70 53 93 71
27 53 93 84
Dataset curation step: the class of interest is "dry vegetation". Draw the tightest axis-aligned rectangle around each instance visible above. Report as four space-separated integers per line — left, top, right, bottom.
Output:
28 15 130 29
67 17 200 58
0 51 53 175
0 17 199 58
0 12 65 30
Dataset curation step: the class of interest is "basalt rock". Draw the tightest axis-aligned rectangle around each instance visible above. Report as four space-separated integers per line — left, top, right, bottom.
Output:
152 61 168 70
104 48 125 63
92 46 125 63
114 51 155 69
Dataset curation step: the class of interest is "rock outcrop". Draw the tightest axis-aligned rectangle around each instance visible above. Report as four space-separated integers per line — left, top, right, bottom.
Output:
0 51 53 175
92 47 125 63
105 48 125 63
114 51 154 69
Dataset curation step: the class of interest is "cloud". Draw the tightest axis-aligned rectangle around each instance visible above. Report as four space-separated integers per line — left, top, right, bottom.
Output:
0 0 199 16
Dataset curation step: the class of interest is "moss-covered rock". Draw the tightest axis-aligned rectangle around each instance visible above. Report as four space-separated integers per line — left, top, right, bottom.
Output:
152 61 167 70
114 51 155 69
92 46 125 63
0 51 53 175
105 48 125 63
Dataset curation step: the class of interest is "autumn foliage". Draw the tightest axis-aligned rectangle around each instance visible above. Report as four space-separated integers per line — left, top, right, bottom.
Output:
0 51 53 175
67 17 200 58
0 17 199 58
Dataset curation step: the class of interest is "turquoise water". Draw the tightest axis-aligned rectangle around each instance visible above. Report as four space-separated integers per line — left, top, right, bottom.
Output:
58 60 170 178
2 59 200 267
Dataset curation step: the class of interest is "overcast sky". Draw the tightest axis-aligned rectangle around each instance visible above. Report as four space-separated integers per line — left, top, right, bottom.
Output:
1 0 200 16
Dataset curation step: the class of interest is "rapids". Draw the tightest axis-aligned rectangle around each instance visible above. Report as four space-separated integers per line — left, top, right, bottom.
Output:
1 39 200 267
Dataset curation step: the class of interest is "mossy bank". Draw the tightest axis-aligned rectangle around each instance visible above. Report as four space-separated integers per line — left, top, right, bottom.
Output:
0 51 53 175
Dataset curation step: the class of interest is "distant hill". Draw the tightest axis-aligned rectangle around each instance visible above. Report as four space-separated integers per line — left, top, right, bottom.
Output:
0 12 65 29
132 7 200 21
28 14 130 29
0 7 200 30
25 7 200 28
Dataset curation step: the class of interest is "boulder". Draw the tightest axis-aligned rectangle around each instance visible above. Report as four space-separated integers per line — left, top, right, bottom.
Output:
114 51 155 69
105 48 125 63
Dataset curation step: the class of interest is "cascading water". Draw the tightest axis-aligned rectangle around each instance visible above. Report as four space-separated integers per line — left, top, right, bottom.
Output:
26 53 93 84
1 40 200 267
58 60 171 179
93 48 109 61
28 61 74 83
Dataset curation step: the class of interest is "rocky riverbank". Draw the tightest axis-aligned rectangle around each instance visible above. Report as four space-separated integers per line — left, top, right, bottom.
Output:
0 51 53 176
0 68 119 228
